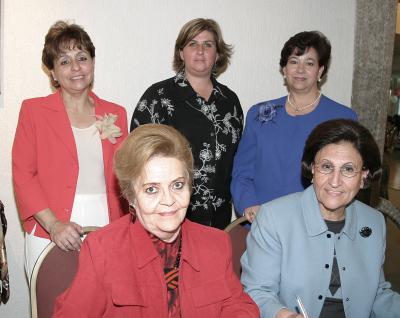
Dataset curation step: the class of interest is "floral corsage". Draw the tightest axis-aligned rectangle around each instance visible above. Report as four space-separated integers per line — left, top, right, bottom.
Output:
95 113 122 144
256 103 282 124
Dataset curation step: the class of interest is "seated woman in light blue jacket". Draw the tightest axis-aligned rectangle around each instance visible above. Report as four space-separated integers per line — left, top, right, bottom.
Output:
241 119 400 318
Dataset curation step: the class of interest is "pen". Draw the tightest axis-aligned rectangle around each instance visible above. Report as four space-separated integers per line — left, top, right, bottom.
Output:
296 295 309 318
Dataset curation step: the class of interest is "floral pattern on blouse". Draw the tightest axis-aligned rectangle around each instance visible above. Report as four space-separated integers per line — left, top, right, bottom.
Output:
131 72 243 229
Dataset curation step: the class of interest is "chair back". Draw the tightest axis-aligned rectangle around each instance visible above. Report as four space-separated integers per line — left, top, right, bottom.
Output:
30 226 99 318
376 197 400 229
224 216 250 278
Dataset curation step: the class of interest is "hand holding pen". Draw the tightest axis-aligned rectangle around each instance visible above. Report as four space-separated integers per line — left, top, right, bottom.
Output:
275 295 309 318
296 295 309 318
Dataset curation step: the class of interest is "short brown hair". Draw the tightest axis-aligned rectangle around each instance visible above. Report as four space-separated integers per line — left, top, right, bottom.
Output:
302 119 381 187
279 31 331 79
42 21 95 87
114 124 194 202
173 18 233 77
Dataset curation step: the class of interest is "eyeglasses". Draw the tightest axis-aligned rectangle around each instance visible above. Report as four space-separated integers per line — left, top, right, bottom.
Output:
314 160 363 178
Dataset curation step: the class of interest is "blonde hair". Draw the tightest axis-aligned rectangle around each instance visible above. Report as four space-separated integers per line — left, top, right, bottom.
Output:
114 124 194 202
173 18 233 77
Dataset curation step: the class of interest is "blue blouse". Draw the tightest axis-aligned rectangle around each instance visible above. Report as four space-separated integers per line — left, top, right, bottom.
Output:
230 95 357 214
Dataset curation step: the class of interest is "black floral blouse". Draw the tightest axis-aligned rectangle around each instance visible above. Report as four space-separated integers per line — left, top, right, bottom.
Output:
131 72 243 229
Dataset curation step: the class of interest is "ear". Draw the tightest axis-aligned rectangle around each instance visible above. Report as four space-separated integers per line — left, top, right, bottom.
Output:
310 163 316 183
50 70 56 81
360 169 369 189
179 50 184 61
282 66 287 77
318 65 325 79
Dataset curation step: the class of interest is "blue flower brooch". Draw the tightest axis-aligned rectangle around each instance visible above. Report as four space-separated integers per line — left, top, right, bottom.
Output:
256 103 282 124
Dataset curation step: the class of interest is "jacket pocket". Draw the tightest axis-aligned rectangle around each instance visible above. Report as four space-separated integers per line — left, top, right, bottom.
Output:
190 279 231 307
111 282 147 307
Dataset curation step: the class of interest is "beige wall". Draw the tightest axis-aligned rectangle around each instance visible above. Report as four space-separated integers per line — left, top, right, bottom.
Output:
0 0 355 316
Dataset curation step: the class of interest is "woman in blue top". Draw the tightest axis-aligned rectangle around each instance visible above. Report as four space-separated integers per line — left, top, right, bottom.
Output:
231 31 357 222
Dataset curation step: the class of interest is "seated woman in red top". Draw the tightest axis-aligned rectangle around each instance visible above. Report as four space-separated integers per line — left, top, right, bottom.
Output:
53 124 259 318
12 21 128 279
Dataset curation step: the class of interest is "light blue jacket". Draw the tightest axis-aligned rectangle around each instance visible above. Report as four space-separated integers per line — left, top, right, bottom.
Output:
241 185 400 318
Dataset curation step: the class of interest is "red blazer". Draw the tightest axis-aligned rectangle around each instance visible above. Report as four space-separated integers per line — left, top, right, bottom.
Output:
53 216 259 317
12 90 128 238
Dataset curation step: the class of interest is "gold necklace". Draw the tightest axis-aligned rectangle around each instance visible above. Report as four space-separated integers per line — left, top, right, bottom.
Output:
287 91 322 112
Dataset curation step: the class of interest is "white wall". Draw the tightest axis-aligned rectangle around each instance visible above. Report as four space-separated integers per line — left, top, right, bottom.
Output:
0 0 355 316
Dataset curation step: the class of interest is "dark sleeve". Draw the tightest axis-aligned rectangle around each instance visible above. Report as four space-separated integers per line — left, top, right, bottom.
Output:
235 94 244 138
130 84 167 132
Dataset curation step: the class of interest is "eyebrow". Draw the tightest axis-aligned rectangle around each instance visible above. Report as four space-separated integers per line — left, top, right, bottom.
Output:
318 159 358 165
141 177 186 187
189 39 215 43
57 49 88 58
288 56 316 61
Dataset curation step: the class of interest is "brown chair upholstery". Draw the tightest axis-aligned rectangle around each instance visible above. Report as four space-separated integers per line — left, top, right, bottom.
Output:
224 216 250 278
376 197 400 229
30 226 99 318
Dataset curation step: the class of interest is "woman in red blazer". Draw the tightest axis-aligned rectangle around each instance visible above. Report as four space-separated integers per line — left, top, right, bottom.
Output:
53 124 259 317
12 21 128 278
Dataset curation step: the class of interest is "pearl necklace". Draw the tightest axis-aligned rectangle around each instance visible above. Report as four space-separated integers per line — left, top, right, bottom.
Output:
287 91 322 112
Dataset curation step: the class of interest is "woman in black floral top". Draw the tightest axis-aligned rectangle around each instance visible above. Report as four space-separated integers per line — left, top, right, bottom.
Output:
131 18 243 229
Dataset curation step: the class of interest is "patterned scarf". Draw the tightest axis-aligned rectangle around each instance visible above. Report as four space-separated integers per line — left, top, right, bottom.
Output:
150 232 182 318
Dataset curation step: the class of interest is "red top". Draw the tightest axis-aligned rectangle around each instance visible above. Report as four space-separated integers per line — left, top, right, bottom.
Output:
12 90 128 238
53 215 260 318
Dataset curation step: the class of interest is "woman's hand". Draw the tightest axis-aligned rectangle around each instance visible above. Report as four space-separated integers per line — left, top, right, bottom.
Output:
49 220 84 251
276 308 303 318
34 208 84 251
244 205 260 223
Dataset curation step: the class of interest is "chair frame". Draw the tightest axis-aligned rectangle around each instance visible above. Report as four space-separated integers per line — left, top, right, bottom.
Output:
224 216 249 278
30 226 99 318
224 216 248 233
